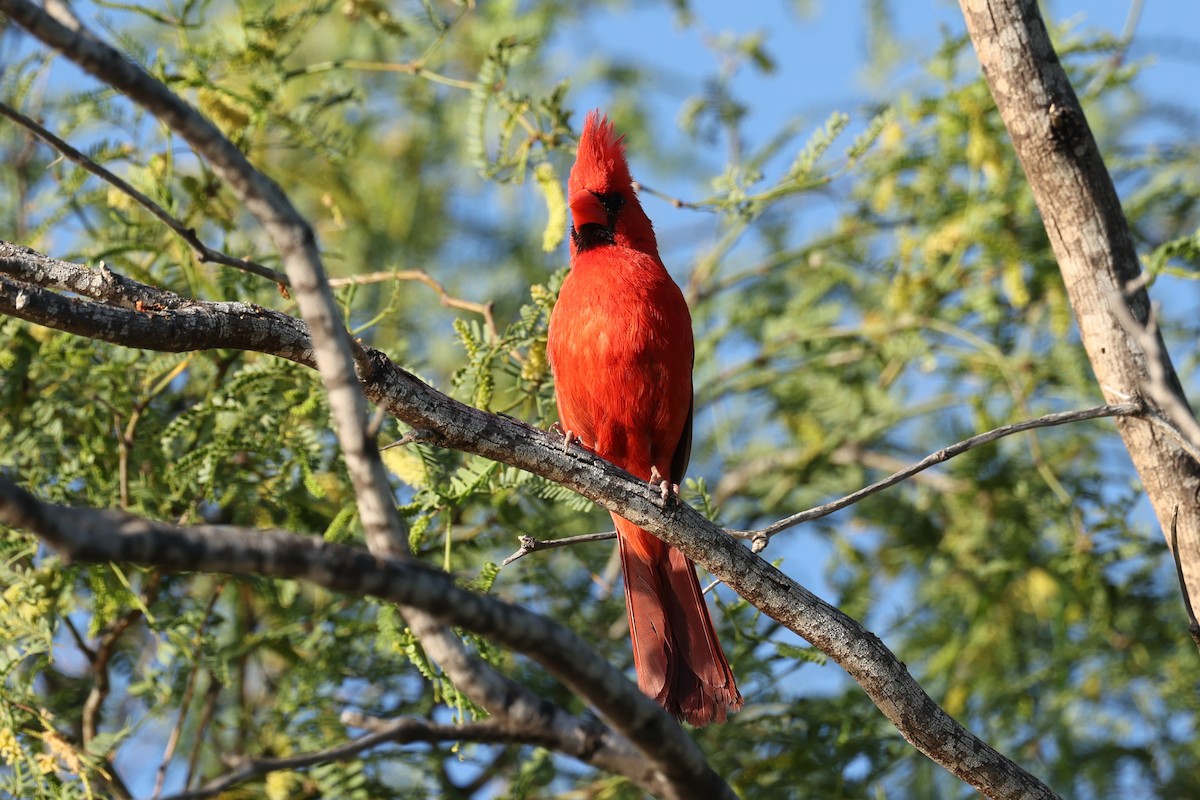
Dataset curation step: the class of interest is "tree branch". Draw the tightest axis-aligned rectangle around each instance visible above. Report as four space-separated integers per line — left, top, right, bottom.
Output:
714 442 971 507
957 0 1200 636
1107 288 1200 459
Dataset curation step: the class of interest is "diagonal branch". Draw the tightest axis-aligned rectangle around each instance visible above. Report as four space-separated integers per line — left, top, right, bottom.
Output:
501 403 1148 561
752 403 1143 544
502 531 617 566
1107 286 1200 458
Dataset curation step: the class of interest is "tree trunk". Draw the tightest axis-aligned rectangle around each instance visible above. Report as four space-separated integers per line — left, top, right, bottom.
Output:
958 0 1200 619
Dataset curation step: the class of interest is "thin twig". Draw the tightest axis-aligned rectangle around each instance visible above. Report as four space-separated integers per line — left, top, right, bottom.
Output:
501 531 617 566
714 441 969 506
748 403 1142 546
151 582 226 799
62 616 96 662
329 268 499 341
1083 0 1144 97
185 679 222 790
163 718 515 800
629 180 714 212
1168 507 1200 656
381 428 438 450
0 101 289 286
1109 284 1200 459
284 58 477 91
82 571 162 745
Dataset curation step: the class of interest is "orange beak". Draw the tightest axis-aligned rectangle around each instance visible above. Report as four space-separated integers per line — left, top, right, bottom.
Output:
569 189 609 229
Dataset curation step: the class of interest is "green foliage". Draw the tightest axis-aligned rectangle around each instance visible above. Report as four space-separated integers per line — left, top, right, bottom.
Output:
2 2 1199 799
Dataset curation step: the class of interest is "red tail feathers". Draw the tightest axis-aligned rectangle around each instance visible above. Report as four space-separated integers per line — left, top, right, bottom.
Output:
614 516 743 726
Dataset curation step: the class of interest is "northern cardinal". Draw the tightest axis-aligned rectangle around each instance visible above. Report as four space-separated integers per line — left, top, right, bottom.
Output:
546 111 742 726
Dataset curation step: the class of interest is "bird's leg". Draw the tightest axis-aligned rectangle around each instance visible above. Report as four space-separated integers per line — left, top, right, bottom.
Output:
648 465 680 504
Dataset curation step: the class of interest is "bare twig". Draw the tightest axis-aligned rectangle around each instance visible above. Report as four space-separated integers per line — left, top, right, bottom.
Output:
502 531 617 566
714 441 969 507
185 679 222 790
82 571 161 744
165 717 522 800
503 404 1145 557
0 101 289 286
330 268 500 342
284 58 477 91
61 616 96 662
1083 0 1145 97
151 583 226 800
1108 287 1200 459
751 403 1142 544
381 428 438 450
1169 507 1200 656
630 180 714 212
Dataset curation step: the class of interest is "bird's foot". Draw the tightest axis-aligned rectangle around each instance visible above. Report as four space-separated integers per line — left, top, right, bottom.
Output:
648 465 680 504
549 422 579 453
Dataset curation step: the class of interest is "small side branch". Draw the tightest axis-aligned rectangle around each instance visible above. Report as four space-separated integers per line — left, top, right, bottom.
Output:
164 718 518 800
502 531 617 566
752 403 1142 544
0 101 288 286
1109 284 1200 460
329 268 499 342
1169 508 1200 656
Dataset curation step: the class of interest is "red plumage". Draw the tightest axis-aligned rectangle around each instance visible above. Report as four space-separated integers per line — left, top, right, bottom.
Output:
546 111 742 726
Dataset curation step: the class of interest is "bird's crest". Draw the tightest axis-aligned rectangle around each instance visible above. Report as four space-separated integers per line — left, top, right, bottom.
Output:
569 111 632 196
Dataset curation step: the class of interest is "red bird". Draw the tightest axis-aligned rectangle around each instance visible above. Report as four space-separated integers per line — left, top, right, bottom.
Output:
547 111 742 726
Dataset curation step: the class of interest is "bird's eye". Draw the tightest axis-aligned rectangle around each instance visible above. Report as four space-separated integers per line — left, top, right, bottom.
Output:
596 192 625 215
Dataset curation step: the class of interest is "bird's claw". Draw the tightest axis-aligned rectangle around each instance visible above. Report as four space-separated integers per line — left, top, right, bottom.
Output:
549 421 577 453
648 465 679 505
